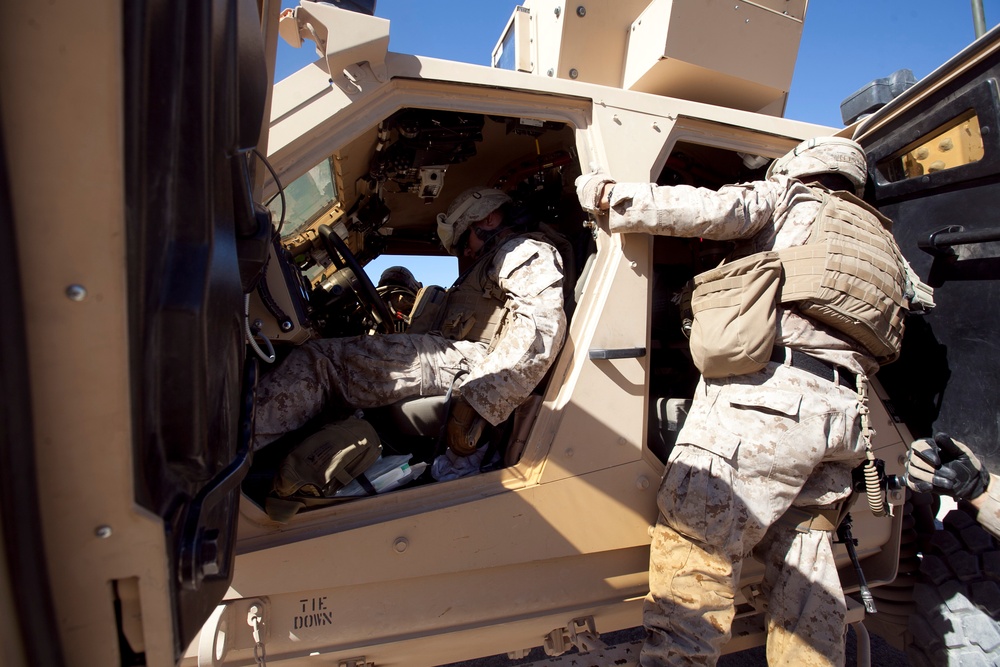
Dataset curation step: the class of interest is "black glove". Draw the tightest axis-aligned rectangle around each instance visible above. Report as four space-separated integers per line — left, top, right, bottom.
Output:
905 432 990 500
445 396 485 457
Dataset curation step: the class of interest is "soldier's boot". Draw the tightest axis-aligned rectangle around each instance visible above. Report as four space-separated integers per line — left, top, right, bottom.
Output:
639 519 737 667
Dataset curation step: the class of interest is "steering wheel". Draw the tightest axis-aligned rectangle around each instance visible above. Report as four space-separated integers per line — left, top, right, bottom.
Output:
318 224 395 334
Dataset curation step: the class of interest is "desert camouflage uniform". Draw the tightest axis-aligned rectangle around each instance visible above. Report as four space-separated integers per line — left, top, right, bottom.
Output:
253 234 566 450
976 474 1000 540
609 176 877 667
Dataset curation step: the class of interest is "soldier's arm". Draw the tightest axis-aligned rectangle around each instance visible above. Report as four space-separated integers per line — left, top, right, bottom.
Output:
460 239 567 426
968 475 1000 540
605 180 781 240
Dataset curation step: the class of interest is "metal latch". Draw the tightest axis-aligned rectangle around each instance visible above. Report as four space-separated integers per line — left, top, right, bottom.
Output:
197 598 268 667
543 616 607 656
339 658 374 667
740 583 767 614
247 600 268 667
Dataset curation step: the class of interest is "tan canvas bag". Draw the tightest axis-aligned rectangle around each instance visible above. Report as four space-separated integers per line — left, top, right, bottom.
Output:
272 416 381 498
689 251 782 378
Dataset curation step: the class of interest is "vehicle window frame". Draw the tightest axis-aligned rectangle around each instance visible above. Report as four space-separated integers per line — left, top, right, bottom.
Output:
865 78 1000 201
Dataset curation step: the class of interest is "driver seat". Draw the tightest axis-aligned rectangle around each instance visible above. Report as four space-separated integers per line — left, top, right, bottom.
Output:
386 395 448 437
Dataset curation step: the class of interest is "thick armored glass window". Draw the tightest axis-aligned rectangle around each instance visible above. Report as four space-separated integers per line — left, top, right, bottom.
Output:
494 27 516 71
876 111 984 182
270 158 338 239
491 6 531 73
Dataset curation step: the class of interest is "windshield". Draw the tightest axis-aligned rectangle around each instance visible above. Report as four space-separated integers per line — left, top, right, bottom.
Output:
270 158 338 239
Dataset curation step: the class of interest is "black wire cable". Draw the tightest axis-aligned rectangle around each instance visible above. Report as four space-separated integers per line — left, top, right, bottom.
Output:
253 148 287 236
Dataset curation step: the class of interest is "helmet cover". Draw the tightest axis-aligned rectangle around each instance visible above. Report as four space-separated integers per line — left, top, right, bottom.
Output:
766 137 868 195
436 187 511 255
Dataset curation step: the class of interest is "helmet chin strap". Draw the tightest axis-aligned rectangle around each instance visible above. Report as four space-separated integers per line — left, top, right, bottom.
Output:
444 191 482 227
468 224 510 259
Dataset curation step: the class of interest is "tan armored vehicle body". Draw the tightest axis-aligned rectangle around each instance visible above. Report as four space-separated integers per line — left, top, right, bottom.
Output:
2 1 999 666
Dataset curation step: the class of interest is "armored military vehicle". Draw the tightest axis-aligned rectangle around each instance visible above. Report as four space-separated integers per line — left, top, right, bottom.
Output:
2 1 998 666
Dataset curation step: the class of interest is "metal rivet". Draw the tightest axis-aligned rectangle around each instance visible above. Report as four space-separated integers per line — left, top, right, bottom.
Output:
618 437 628 446
576 6 586 17
393 537 409 553
95 525 113 539
565 448 575 458
636 476 650 490
66 284 87 301
547 68 554 77
554 6 561 17
652 122 660 132
569 68 579 79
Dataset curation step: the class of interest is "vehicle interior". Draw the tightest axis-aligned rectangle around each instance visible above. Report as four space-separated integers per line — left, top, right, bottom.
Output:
240 103 775 520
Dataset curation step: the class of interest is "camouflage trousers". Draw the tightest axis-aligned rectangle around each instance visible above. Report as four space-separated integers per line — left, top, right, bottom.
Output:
252 333 488 450
641 359 864 667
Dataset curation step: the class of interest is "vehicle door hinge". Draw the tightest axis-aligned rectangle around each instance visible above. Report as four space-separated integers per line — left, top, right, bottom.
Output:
543 616 607 656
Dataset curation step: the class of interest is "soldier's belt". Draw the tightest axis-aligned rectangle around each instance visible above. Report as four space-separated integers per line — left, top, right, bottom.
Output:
771 346 856 389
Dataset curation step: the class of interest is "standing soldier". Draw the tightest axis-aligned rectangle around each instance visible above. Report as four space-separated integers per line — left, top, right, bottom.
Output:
253 186 567 456
577 138 910 666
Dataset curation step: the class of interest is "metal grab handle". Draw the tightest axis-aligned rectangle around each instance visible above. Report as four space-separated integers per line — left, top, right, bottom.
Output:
919 225 1000 256
588 347 647 360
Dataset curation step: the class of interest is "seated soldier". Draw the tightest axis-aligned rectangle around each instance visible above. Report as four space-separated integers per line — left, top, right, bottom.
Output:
253 186 567 457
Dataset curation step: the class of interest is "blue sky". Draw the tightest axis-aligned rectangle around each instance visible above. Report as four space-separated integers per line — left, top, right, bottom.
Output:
273 0 1000 285
276 1 1000 126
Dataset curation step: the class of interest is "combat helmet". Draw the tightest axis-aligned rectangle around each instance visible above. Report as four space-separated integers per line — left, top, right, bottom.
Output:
766 136 868 195
378 265 422 293
436 187 511 255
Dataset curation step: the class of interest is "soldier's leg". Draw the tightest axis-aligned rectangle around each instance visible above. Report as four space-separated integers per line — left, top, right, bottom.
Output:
758 521 846 667
642 517 737 666
724 370 862 665
254 333 481 449
640 366 862 665
640 444 744 667
758 460 858 666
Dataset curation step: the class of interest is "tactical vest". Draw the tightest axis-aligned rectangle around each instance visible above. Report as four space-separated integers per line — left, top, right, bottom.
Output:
409 232 553 345
438 246 507 344
776 188 909 364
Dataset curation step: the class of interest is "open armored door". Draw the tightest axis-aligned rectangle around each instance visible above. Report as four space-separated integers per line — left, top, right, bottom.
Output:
0 0 277 664
122 0 277 659
856 25 1000 471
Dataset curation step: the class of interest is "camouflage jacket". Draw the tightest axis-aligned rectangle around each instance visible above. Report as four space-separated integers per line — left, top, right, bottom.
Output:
609 175 878 375
455 234 567 425
977 474 1000 540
